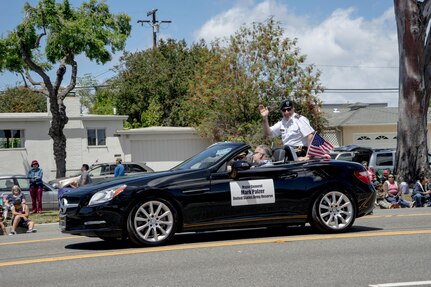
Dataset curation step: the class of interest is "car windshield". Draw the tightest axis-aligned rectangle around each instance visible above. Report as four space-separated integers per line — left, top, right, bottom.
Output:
171 143 240 171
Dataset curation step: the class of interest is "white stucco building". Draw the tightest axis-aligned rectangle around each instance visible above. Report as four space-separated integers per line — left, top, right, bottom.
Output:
0 96 211 181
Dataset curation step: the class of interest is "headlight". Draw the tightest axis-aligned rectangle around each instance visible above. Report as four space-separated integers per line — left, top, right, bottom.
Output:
88 185 127 206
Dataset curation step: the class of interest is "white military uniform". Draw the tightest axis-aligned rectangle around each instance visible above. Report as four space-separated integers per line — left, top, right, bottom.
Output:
270 113 314 147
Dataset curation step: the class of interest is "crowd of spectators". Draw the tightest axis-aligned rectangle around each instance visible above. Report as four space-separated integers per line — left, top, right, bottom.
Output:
363 161 431 209
1 186 37 235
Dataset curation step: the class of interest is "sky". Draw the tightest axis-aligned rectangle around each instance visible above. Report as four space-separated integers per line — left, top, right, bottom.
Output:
0 0 399 106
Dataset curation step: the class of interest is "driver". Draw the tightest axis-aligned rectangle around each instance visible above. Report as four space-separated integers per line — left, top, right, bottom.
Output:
226 152 248 171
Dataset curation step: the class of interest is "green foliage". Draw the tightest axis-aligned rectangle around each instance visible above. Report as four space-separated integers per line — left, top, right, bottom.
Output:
141 98 163 127
0 0 131 82
185 18 326 146
90 87 116 115
0 87 47 112
76 74 98 113
110 39 211 127
0 0 132 178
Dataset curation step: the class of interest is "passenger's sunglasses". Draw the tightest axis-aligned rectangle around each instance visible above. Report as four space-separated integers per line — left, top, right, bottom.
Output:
281 108 292 112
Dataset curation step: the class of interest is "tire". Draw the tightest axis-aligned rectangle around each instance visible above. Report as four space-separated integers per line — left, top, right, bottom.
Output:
311 190 356 233
127 198 178 246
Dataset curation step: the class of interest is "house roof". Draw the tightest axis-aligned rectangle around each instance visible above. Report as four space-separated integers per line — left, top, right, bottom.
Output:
322 104 399 127
321 102 431 127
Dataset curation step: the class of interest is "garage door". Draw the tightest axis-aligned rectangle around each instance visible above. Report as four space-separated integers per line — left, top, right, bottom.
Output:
353 133 397 149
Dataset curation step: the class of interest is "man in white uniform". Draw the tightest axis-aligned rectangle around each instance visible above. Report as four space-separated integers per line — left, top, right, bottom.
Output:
259 99 314 157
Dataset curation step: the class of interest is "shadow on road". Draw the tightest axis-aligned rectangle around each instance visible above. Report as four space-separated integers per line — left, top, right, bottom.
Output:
64 224 382 251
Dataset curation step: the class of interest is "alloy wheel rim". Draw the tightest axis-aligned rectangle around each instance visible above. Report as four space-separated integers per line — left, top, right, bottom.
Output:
318 191 353 230
134 200 174 242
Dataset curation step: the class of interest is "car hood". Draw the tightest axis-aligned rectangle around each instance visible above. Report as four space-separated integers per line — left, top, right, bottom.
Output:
61 169 192 198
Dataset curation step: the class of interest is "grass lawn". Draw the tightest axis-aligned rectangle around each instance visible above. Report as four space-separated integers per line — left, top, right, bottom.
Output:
29 210 60 224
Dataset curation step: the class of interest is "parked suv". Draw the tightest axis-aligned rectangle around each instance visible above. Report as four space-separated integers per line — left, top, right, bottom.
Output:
368 149 395 175
329 145 373 163
49 162 154 188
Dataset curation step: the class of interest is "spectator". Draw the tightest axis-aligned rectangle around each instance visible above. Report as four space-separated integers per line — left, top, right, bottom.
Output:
383 174 414 208
374 181 392 209
3 185 26 220
252 145 273 167
412 174 431 207
259 99 314 157
0 205 7 235
362 161 376 181
377 169 390 184
28 159 43 214
9 199 36 235
399 181 411 199
70 164 92 188
114 158 125 177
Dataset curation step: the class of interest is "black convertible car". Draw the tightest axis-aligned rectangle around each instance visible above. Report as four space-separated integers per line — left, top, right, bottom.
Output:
59 142 376 246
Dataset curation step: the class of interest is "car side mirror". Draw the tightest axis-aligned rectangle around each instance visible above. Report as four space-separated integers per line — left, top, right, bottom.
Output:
230 160 251 179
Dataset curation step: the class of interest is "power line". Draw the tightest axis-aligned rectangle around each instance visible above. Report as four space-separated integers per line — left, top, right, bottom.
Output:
322 88 398 94
311 64 398 69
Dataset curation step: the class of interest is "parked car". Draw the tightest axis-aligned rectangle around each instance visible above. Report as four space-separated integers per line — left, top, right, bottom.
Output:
59 142 376 246
49 162 154 188
0 175 58 210
329 145 373 163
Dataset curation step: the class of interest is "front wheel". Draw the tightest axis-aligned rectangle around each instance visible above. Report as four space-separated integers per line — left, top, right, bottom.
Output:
127 198 178 246
311 190 356 233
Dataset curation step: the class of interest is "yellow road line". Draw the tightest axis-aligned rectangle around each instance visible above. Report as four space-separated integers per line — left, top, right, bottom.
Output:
0 236 81 246
1 229 431 267
0 212 429 247
361 213 431 219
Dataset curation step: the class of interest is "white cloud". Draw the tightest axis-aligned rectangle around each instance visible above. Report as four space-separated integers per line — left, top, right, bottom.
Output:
194 1 399 106
193 0 297 41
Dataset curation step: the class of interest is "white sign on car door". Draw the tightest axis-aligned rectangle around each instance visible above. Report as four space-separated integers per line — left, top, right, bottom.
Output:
230 179 275 206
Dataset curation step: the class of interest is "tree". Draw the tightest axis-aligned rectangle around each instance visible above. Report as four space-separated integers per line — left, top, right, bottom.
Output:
76 74 98 114
184 18 326 145
0 87 47 112
0 0 131 177
394 0 431 182
110 39 211 127
90 85 117 115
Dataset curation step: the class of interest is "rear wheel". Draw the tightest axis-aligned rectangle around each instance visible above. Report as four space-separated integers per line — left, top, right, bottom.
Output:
311 190 356 233
127 198 177 246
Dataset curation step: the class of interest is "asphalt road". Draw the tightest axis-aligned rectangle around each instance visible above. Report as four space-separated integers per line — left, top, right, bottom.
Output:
1 208 431 287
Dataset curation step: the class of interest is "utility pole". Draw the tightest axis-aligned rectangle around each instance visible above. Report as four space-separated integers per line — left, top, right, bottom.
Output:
137 9 171 49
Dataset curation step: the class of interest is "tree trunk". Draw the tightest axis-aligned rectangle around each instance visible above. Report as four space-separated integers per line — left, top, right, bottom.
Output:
394 0 430 183
47 90 68 178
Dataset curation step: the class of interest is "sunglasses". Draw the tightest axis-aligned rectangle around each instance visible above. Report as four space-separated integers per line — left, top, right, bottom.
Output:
281 108 292 112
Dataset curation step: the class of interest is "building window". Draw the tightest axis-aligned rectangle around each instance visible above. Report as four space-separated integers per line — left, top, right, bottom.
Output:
357 136 371 140
87 129 106 146
0 129 24 149
375 135 389 140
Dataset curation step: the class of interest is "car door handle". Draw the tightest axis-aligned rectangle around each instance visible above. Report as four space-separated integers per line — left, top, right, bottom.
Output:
280 173 297 179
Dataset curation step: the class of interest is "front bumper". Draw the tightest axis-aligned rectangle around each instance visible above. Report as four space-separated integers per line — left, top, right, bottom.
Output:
60 203 124 238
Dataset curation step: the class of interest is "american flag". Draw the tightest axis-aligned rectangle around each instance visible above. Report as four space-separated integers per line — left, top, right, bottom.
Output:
307 133 334 157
